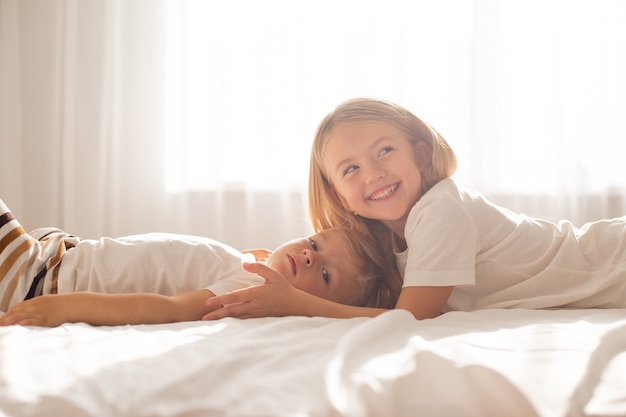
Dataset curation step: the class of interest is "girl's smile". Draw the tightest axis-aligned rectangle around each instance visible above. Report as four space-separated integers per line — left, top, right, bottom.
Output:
369 183 399 201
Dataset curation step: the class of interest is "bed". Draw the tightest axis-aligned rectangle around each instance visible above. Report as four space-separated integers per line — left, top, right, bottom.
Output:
1 308 625 417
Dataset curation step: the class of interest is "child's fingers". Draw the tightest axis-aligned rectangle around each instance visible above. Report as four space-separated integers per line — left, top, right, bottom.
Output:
0 309 18 326
203 286 270 320
0 303 51 327
205 288 249 308
242 261 272 280
242 262 287 284
203 263 293 320
202 307 228 320
202 302 248 320
241 249 272 262
0 311 31 326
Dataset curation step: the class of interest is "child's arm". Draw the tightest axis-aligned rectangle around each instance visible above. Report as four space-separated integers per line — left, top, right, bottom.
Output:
204 262 388 320
203 262 452 321
395 286 453 319
0 289 218 327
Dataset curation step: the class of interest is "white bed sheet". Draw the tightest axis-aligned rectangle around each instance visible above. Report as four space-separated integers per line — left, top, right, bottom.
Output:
1 308 625 417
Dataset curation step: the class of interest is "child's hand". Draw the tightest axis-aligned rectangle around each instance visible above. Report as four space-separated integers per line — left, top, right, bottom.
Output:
0 295 69 327
240 248 272 262
203 262 305 319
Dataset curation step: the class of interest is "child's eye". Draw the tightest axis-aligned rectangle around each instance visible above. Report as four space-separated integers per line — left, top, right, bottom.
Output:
322 268 330 284
309 239 318 251
343 165 358 176
378 146 394 157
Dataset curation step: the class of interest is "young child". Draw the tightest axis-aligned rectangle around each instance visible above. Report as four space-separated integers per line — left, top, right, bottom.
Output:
0 197 396 327
205 97 626 321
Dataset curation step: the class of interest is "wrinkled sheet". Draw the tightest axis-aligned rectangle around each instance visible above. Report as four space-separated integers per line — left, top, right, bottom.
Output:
1 309 625 417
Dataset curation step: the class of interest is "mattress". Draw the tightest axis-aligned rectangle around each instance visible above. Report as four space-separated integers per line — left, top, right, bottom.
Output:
1 308 625 417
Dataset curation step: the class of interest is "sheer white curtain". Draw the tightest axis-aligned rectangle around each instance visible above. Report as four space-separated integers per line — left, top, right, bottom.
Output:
1 0 625 251
469 0 626 224
0 0 179 239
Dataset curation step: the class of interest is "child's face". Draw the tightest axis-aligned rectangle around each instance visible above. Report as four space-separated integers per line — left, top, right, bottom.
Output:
265 229 363 305
323 120 425 234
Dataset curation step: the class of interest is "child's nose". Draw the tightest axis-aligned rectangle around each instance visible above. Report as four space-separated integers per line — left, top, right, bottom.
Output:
302 249 314 266
364 164 385 184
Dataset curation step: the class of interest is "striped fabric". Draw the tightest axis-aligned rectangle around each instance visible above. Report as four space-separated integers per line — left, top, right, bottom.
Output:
0 199 80 311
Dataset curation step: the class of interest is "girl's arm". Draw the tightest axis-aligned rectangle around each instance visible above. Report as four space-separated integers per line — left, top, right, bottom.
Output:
0 289 218 327
395 286 453 320
203 263 434 320
203 262 450 321
204 262 387 319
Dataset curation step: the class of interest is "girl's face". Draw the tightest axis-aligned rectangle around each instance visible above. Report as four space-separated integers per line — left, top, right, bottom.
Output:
323 121 427 236
265 229 363 305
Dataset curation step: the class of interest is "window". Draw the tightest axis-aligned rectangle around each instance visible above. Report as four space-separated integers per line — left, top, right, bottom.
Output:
163 0 626 205
163 0 473 192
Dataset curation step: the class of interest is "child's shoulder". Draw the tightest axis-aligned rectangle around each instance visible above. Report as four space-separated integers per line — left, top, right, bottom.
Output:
412 179 469 218
415 179 498 219
424 178 468 202
432 178 491 204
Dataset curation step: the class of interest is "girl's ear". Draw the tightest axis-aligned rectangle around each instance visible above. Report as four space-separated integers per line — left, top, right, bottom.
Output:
413 140 432 173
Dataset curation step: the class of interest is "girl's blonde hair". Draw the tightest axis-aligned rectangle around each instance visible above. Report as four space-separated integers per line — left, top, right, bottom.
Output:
337 226 401 309
308 98 458 306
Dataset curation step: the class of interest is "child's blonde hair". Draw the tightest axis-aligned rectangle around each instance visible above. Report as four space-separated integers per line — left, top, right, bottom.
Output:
335 226 400 309
308 98 458 306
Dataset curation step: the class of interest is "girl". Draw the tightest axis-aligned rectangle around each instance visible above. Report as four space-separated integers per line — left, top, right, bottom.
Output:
205 97 626 320
0 197 395 326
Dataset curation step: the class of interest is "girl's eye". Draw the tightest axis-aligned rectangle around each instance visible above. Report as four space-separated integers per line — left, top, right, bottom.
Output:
309 239 318 251
343 165 358 176
378 146 393 157
322 268 330 284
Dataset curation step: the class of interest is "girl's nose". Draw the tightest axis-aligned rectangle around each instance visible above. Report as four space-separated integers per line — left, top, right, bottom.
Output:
364 164 385 184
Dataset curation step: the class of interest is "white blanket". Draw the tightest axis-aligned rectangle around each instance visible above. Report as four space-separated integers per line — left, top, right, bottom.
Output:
1 309 625 417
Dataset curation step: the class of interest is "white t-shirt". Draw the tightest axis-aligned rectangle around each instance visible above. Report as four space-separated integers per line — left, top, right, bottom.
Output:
57 233 264 296
395 179 626 311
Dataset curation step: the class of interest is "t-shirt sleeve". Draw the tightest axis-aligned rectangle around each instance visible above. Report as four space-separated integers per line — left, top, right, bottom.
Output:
402 191 477 288
204 253 264 296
